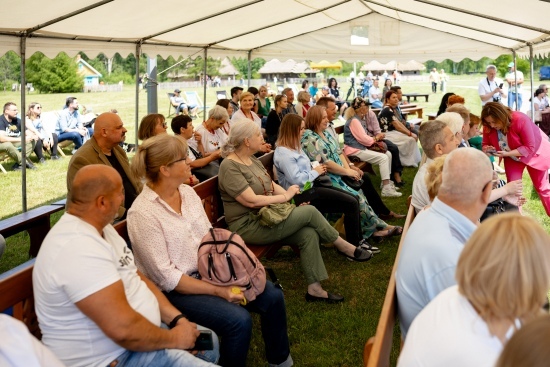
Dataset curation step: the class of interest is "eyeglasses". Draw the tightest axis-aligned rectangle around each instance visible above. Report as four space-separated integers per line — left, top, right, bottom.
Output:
36 106 42 109
168 156 188 166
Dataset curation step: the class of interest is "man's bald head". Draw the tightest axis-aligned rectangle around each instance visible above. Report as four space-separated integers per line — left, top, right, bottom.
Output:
438 148 493 206
94 112 127 149
68 165 121 208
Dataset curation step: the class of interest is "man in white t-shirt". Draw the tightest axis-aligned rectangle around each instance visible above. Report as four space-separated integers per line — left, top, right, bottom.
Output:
368 79 383 108
33 165 218 367
505 62 524 111
478 65 506 107
429 68 440 93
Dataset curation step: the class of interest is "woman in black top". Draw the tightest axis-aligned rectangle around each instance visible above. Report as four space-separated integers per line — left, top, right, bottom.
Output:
265 94 288 147
328 78 349 118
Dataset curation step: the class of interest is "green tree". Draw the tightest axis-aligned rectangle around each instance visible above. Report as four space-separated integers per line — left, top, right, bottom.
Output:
27 52 83 93
231 57 266 78
0 51 20 91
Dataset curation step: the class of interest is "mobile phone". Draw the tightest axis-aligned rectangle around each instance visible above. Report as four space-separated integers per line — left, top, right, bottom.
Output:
486 149 497 155
499 83 503 89
194 330 214 350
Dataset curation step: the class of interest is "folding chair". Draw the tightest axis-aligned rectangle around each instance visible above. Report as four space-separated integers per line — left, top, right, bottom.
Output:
167 92 177 117
216 90 227 100
184 91 210 117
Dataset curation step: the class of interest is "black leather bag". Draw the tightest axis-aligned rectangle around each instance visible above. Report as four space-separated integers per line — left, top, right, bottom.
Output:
480 199 518 222
313 175 332 187
342 176 363 191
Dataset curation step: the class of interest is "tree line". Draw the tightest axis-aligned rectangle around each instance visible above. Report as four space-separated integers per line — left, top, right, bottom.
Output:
0 51 547 94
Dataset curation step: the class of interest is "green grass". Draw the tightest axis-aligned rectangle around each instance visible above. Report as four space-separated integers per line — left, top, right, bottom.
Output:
1 74 549 366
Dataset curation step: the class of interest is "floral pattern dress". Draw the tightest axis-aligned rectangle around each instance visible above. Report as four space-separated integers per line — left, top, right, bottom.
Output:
301 129 388 238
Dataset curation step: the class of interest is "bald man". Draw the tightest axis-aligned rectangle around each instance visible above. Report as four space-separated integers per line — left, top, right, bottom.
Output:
396 148 493 338
34 165 218 367
67 112 140 220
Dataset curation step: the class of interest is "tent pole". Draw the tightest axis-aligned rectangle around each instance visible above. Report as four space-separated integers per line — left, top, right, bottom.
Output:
20 35 27 212
135 43 141 148
247 51 252 88
353 62 357 98
146 56 158 113
203 48 208 121
529 44 534 122
512 50 518 111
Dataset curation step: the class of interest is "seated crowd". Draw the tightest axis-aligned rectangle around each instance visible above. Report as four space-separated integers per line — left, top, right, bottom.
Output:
4 77 550 367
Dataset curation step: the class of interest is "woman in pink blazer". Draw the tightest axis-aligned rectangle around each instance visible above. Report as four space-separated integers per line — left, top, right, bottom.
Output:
481 102 550 216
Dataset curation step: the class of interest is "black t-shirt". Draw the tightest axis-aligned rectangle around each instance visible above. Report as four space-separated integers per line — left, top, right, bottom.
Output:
0 115 21 137
105 153 138 216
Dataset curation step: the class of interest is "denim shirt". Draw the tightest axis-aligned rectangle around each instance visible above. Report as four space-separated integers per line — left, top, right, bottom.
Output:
56 109 82 134
274 146 319 190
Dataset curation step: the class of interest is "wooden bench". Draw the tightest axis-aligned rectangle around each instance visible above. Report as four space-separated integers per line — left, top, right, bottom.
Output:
334 125 376 176
403 93 429 102
401 106 423 119
363 197 417 367
0 200 66 258
427 113 437 121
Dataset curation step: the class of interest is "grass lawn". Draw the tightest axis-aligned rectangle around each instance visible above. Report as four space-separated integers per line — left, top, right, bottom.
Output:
0 74 548 366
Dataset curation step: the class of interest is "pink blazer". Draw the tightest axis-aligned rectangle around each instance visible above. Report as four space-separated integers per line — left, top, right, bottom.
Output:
483 111 550 171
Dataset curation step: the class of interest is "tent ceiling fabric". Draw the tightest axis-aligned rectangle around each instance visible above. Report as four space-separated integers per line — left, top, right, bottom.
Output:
1 0 550 62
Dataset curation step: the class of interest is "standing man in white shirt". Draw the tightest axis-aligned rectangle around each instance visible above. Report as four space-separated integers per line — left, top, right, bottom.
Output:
506 62 524 111
478 65 506 107
429 68 440 93
368 78 383 108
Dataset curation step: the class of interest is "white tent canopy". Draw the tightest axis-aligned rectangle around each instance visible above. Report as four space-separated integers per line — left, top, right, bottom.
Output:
1 0 550 62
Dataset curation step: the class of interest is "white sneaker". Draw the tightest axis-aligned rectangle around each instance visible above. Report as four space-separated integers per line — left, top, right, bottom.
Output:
381 181 400 191
381 183 402 197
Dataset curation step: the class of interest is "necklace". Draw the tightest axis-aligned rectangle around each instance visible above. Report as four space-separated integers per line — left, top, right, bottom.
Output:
234 151 274 196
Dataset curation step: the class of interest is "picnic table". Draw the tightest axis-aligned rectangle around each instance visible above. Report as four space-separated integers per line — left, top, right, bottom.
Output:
403 93 429 102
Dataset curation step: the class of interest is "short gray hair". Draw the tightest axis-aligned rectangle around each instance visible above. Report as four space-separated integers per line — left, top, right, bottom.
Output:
208 105 229 121
486 65 497 72
221 119 260 157
438 148 492 204
438 112 463 136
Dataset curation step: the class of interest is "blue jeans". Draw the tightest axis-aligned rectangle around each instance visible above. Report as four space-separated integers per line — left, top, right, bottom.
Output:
58 128 93 149
508 91 523 110
165 281 291 367
371 100 383 109
111 325 219 366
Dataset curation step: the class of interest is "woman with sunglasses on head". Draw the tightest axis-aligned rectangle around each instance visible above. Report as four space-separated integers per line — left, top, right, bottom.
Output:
128 134 290 367
219 119 373 305
26 102 60 161
265 94 288 147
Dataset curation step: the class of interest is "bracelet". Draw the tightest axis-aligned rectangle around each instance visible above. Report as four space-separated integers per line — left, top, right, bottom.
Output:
169 314 186 329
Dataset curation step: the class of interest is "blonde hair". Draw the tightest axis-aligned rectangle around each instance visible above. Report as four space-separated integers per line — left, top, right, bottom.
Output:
138 113 165 141
456 214 550 330
495 315 550 367
445 104 470 125
239 91 254 103
297 90 310 103
425 155 447 201
221 119 260 158
131 134 187 183
276 114 303 150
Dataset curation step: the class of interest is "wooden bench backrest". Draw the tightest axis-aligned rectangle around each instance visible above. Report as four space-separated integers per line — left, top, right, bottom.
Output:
364 198 417 367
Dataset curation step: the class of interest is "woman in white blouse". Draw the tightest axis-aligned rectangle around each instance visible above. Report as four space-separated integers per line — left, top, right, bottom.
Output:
192 106 228 154
127 134 292 367
398 213 550 367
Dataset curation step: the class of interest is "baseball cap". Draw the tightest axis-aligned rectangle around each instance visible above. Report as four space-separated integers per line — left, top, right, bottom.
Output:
508 62 515 68
174 89 181 93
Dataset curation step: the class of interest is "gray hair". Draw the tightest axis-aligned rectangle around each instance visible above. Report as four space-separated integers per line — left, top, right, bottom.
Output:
438 148 492 204
486 65 497 72
438 112 463 136
208 105 229 121
221 119 260 158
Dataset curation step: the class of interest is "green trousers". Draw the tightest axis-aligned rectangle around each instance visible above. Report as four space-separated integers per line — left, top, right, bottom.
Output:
229 205 339 285
0 141 34 164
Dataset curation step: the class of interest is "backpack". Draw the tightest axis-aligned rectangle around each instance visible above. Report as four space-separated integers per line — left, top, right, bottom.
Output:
197 228 266 302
